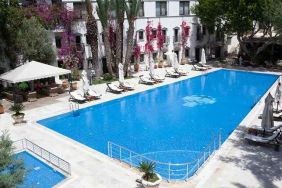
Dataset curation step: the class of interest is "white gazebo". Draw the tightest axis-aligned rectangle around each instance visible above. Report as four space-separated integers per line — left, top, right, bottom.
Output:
0 61 71 83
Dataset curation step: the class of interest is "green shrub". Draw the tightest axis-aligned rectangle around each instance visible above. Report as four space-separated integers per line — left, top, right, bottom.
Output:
71 69 80 81
138 161 159 182
9 103 24 116
103 73 113 81
17 82 29 91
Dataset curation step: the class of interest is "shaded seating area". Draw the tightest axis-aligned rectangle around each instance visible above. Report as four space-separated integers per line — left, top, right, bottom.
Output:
0 61 71 103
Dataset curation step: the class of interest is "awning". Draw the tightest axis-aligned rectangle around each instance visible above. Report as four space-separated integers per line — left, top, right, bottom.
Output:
0 61 71 83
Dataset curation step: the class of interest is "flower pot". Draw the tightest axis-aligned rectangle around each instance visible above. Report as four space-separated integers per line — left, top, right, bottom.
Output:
181 58 188 65
12 114 25 124
71 82 78 90
0 105 4 114
134 64 140 72
158 61 164 68
154 64 158 69
62 80 69 89
141 174 162 188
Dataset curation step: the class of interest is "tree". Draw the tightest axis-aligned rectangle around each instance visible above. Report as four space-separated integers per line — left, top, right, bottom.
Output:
193 0 281 64
124 0 141 76
112 0 125 73
16 17 55 64
96 0 114 76
0 0 24 69
0 131 26 188
85 0 103 77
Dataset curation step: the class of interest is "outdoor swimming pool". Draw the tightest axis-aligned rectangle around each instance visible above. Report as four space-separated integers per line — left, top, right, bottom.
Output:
38 69 278 180
15 151 65 188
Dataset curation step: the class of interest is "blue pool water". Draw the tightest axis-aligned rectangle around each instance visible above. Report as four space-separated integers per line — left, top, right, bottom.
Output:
38 69 278 179
15 151 65 188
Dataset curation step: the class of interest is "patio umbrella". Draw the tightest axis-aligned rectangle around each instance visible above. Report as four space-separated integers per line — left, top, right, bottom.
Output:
81 70 89 92
172 52 179 70
274 82 281 111
201 49 207 65
261 93 274 130
118 63 125 84
164 51 173 66
149 55 155 76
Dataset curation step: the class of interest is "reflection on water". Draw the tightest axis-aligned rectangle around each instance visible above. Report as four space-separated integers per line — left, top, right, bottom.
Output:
183 95 216 107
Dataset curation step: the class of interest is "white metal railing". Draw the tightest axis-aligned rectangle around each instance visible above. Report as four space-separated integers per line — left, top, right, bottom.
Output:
108 131 221 181
14 138 71 176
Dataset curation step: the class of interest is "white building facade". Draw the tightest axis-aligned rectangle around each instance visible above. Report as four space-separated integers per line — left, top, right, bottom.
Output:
50 0 227 70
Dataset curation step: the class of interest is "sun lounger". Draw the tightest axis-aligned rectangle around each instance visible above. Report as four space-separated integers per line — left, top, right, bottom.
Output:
70 90 87 103
87 89 102 99
192 64 209 71
165 69 181 78
139 75 156 85
149 73 165 82
175 68 188 76
259 111 282 121
199 62 212 69
244 130 281 145
106 83 123 94
248 124 282 135
119 82 134 91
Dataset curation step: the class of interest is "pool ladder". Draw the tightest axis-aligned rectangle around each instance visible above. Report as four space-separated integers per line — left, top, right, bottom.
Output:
70 102 80 116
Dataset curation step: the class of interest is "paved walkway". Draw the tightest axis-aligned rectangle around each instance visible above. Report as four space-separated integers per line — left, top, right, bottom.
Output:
1 65 282 188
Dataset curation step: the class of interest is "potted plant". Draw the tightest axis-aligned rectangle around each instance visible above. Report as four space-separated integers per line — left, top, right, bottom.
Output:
138 161 162 188
9 103 25 124
0 100 4 114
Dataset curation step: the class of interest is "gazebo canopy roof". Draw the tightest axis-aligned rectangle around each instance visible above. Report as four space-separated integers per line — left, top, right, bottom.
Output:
0 61 71 83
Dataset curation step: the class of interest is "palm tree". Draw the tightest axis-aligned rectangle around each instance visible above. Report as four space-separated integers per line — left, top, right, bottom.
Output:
85 0 102 77
97 0 114 76
112 0 126 73
124 0 141 76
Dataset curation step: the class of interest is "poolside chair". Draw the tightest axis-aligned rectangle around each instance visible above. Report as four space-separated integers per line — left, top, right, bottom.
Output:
198 62 212 69
149 73 165 83
248 124 282 135
165 69 181 78
192 64 209 71
244 130 281 146
106 83 123 94
87 89 102 99
70 90 87 103
119 81 135 91
139 75 155 85
259 111 282 121
174 68 188 76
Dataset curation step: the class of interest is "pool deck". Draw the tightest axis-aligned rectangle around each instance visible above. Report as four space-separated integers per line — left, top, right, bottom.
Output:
1 65 282 188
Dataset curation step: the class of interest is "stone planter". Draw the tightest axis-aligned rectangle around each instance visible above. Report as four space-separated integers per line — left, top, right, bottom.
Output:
71 82 78 90
0 105 4 114
12 114 25 124
141 174 162 188
134 64 140 72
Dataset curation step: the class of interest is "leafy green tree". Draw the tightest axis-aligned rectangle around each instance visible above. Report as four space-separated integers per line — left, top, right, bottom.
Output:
0 0 24 69
193 0 281 64
0 131 25 188
16 17 55 64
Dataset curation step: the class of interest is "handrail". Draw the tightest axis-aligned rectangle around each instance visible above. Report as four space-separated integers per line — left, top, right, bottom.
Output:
13 138 71 176
108 130 222 181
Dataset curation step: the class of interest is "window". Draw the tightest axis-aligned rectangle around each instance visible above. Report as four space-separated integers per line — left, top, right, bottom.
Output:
138 2 144 17
185 48 190 57
156 1 167 16
179 1 190 16
174 28 179 42
152 29 157 39
55 36 61 48
75 35 81 44
138 30 144 40
196 25 201 41
140 54 144 62
162 29 167 42
153 52 157 60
